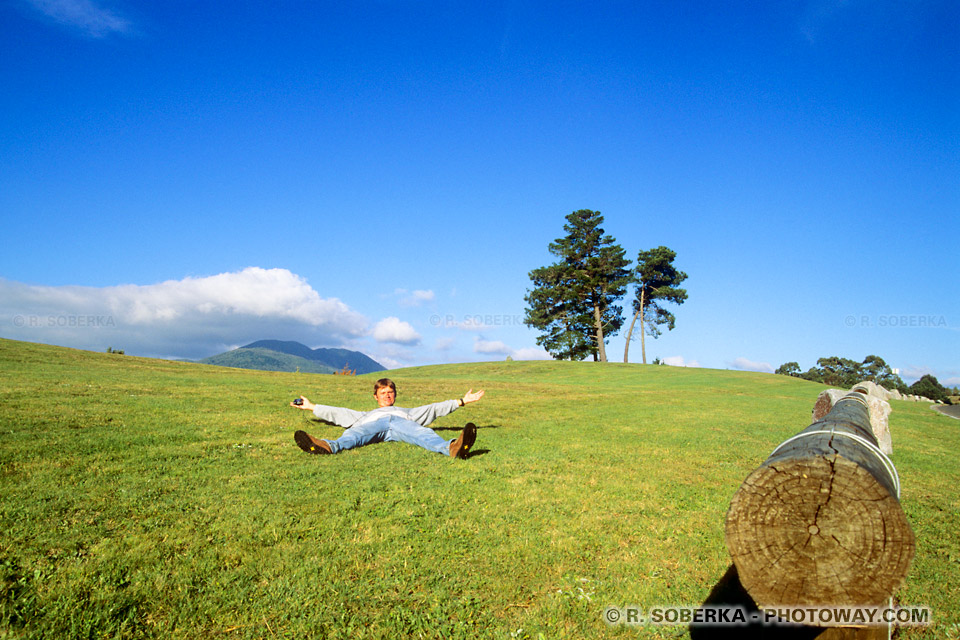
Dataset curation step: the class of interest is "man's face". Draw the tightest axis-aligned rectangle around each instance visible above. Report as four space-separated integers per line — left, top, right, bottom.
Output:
375 386 396 408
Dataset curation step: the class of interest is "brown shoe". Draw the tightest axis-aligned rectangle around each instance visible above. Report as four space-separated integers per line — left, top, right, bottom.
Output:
294 430 332 454
449 423 477 459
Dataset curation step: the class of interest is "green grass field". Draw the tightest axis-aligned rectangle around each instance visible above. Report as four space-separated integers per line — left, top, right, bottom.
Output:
1 338 957 639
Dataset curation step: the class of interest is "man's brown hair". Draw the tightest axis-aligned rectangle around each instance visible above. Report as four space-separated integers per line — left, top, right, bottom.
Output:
373 378 396 395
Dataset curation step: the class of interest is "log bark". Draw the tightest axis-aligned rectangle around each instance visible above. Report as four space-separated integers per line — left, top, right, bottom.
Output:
724 394 914 621
812 388 893 455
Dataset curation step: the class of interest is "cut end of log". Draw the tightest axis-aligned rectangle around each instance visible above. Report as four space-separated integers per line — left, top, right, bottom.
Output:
724 454 914 618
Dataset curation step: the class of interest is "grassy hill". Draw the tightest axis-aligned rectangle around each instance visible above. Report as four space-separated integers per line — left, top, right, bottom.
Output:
0 338 955 639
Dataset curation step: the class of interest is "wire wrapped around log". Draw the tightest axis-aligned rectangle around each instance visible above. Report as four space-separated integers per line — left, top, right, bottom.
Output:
724 393 914 620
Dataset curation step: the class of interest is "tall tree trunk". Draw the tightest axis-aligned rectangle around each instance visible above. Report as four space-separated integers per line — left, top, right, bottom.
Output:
624 307 639 363
624 288 646 363
639 288 647 365
593 303 607 362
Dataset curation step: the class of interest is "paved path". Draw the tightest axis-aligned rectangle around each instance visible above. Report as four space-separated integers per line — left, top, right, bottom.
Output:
932 404 960 419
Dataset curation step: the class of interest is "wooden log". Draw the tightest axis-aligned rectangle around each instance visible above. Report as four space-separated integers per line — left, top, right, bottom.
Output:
724 393 914 623
812 388 892 455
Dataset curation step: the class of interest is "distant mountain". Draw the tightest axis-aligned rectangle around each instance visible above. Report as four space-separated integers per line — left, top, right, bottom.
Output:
199 340 386 375
243 340 386 374
200 348 338 374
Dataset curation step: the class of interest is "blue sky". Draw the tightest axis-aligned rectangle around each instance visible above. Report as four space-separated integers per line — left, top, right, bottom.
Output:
1 0 957 385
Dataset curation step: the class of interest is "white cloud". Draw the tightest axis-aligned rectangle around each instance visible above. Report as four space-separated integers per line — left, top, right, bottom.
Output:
511 346 552 361
371 317 421 345
366 346 407 370
113 268 359 326
730 357 775 373
474 339 512 355
898 365 934 385
27 0 132 37
395 289 435 307
663 355 701 368
896 366 960 386
0 268 368 359
375 355 404 370
473 339 551 361
434 337 456 351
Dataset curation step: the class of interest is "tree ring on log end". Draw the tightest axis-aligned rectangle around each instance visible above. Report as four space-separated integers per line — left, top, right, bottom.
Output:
724 454 914 621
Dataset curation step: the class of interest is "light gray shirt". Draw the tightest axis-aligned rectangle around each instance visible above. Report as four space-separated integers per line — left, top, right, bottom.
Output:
312 399 460 429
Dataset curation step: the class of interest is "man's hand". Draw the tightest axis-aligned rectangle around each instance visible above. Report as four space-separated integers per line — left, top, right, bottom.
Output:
290 396 316 411
462 389 485 405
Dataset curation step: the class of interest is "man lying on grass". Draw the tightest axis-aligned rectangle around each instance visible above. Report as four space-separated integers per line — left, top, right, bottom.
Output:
290 378 484 459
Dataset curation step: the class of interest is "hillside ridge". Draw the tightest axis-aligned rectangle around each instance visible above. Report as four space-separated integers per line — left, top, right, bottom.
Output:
200 339 385 374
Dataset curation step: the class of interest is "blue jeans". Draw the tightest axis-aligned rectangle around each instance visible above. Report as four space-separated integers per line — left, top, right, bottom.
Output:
323 415 453 456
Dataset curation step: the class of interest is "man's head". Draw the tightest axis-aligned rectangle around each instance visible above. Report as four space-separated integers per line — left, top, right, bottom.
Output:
373 378 397 407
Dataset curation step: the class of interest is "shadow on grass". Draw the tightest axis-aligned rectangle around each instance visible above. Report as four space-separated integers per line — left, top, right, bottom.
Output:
308 418 341 427
691 565 886 640
433 423 502 432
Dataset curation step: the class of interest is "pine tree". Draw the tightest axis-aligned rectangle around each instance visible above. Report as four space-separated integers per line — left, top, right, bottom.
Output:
623 246 688 364
524 210 632 361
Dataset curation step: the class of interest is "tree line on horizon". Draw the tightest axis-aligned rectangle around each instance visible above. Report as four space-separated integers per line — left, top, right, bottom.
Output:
523 209 687 363
775 355 956 403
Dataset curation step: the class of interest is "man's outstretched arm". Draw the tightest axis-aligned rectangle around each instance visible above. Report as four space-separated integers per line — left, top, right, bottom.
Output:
405 388 486 426
290 396 363 427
